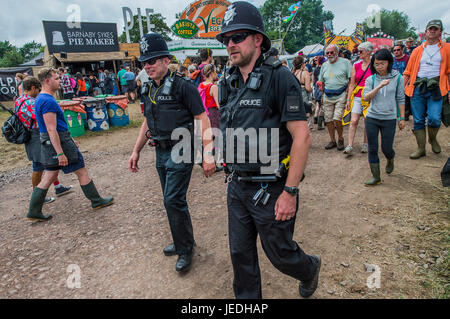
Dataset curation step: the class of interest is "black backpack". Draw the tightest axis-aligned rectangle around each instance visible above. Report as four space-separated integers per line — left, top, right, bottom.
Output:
1 102 31 144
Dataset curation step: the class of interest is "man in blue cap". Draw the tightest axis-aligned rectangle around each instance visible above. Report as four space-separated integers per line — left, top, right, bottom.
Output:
128 33 216 273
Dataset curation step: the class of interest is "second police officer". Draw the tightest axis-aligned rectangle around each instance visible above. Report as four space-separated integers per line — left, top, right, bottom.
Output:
128 33 216 273
216 1 321 298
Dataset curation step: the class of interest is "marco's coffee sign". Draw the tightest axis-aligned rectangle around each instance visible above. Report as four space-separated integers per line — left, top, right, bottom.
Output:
43 21 119 54
171 20 200 39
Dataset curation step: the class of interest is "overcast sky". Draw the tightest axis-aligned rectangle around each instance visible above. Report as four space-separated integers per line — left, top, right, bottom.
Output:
1 0 449 47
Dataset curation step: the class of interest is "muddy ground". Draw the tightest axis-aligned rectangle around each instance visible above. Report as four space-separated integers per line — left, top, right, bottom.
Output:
0 102 448 299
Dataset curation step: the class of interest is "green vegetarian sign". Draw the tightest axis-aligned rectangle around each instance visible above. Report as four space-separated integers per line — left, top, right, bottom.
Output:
171 19 199 39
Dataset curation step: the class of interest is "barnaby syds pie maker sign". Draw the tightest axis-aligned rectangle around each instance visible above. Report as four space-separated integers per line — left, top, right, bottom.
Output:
43 21 119 54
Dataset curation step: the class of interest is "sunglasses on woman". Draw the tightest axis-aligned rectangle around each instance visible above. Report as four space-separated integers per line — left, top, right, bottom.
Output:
220 32 255 46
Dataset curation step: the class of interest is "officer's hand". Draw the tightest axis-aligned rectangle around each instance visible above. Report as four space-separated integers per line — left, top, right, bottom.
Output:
202 158 216 178
274 191 297 221
128 152 140 173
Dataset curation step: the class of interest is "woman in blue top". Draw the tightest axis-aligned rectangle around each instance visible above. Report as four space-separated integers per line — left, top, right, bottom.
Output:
362 49 406 186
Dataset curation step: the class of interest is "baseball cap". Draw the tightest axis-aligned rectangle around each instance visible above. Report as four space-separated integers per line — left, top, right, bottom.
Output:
426 19 443 30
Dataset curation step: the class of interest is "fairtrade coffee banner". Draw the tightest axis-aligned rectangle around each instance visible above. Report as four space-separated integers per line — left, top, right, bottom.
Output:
0 67 32 101
43 21 119 54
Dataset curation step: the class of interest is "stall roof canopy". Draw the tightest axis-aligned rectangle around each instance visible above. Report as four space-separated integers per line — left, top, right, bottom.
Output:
54 51 131 62
296 44 324 56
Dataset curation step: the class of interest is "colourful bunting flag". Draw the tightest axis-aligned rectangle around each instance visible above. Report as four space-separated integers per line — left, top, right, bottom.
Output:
282 1 302 23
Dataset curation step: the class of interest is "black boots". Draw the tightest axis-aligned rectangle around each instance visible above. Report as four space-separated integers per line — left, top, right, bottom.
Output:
299 255 321 298
26 187 52 222
80 180 114 210
163 244 177 256
176 253 193 272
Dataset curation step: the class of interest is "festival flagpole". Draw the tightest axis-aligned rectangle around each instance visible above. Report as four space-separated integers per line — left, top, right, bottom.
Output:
280 4 302 52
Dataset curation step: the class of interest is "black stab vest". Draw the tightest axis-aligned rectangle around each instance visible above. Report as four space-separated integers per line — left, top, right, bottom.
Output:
143 74 193 141
219 57 292 172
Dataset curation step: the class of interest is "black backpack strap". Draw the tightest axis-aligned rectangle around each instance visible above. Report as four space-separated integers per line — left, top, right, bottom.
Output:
0 102 15 115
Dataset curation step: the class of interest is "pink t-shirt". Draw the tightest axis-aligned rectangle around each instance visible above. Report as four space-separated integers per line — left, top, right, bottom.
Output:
354 61 372 98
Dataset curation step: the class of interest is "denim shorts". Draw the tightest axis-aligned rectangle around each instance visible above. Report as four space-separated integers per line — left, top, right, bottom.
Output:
45 149 85 174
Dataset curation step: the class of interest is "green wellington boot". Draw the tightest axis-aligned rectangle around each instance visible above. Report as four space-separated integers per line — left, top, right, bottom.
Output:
26 187 53 222
81 180 114 210
365 163 382 186
409 129 426 159
427 127 441 154
386 158 394 174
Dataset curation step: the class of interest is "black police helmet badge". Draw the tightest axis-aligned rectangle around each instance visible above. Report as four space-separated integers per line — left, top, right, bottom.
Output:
138 33 170 62
216 1 271 53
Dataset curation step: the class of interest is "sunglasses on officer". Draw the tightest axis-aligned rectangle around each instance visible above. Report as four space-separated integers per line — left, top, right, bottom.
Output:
144 56 167 66
220 32 256 46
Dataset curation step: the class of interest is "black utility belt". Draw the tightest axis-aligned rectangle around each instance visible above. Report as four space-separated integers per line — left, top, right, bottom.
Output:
235 171 280 183
154 139 180 150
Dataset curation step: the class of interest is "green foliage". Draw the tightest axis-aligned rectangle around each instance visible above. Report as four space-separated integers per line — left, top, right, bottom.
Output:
119 13 172 43
0 40 43 67
0 47 24 67
363 9 416 39
0 41 14 60
260 0 334 54
19 41 43 62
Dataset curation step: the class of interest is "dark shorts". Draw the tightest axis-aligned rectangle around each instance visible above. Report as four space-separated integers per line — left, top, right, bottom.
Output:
126 80 135 91
45 149 85 174
32 161 45 172
121 84 128 93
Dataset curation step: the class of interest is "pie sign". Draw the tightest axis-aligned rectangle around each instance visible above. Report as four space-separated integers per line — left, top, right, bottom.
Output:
171 19 199 39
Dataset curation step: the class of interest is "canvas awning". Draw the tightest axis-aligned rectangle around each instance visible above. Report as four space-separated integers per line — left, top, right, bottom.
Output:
53 51 131 62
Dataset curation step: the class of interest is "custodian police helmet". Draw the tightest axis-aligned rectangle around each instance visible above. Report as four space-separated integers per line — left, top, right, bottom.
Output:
138 33 170 62
216 1 271 53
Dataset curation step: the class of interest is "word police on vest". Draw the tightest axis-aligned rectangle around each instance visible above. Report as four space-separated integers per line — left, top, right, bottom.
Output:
157 95 174 102
239 98 262 107
180 302 269 316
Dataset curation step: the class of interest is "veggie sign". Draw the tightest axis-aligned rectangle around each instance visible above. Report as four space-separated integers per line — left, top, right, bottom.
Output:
171 19 199 38
177 0 231 38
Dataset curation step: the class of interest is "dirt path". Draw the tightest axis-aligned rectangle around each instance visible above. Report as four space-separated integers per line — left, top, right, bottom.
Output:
0 107 448 298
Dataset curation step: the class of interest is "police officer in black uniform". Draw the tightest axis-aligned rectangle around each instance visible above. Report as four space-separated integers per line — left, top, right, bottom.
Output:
129 33 216 273
216 1 321 298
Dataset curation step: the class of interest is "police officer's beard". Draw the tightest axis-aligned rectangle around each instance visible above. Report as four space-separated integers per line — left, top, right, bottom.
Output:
232 50 254 68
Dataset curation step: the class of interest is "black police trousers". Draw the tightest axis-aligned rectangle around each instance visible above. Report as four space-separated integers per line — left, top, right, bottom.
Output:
227 177 316 299
155 146 195 255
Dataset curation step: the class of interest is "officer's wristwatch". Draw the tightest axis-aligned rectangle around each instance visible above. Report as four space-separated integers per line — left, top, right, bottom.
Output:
283 186 299 196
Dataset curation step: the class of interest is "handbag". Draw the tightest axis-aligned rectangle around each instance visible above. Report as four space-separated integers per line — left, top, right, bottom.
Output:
0 102 31 144
40 131 79 167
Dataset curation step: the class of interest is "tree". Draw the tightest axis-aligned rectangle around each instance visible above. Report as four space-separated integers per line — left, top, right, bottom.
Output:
19 41 44 62
0 41 14 60
119 13 172 43
363 9 416 40
0 47 24 67
260 0 334 54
